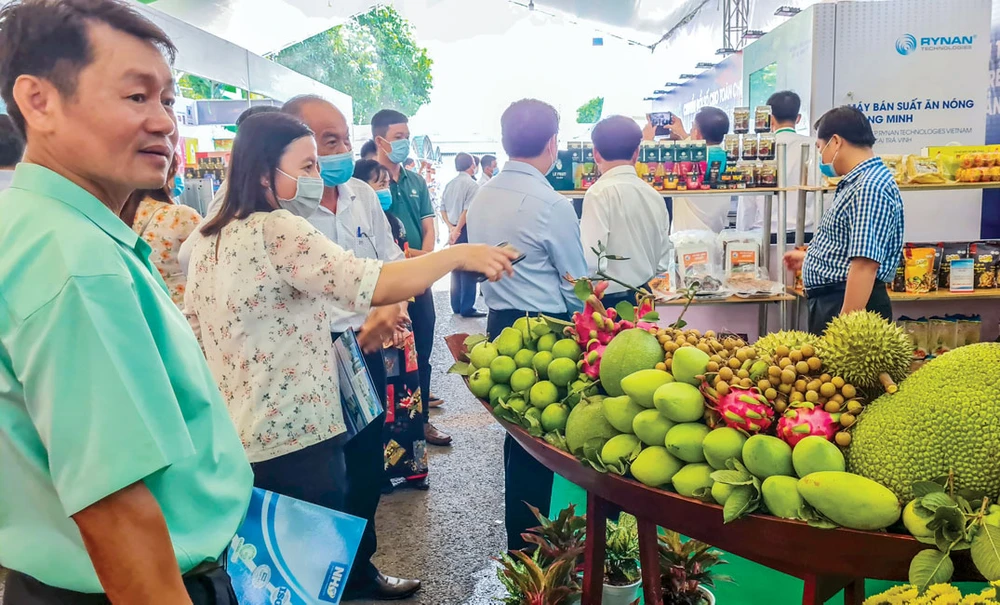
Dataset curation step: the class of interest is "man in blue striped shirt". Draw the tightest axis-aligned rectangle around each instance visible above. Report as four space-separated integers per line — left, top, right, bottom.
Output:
784 106 904 334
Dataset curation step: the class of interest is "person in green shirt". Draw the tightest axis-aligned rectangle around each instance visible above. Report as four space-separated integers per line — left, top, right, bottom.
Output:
0 1 253 602
371 109 453 446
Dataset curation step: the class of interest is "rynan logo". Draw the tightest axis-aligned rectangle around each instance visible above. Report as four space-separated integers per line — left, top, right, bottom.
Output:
895 33 917 55
319 561 349 603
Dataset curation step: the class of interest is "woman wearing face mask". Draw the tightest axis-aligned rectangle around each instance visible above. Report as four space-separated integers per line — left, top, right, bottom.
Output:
120 157 201 309
184 113 517 510
783 105 904 334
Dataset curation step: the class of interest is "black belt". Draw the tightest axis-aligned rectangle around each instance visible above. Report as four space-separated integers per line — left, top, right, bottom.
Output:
805 281 890 299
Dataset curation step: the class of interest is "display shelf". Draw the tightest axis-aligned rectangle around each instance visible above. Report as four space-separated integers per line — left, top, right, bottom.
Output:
557 187 787 197
888 289 1000 302
801 180 1000 193
655 293 796 306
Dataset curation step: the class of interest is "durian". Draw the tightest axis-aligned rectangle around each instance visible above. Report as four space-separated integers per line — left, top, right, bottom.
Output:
753 330 819 358
817 311 911 394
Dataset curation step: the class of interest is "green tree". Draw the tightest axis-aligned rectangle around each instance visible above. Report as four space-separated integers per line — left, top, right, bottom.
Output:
576 96 604 124
271 6 433 125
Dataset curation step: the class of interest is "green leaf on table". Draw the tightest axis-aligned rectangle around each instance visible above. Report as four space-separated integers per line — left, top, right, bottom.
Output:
722 485 755 523
581 438 609 473
971 524 1000 581
574 279 593 302
448 361 474 376
640 311 660 322
711 469 754 486
912 481 946 498
909 549 954 594
920 491 957 512
798 503 839 529
531 322 552 337
693 486 714 502
543 430 570 453
615 301 636 323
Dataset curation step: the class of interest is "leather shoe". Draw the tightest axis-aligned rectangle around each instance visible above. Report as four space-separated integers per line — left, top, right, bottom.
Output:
343 573 421 601
424 422 452 446
460 310 487 318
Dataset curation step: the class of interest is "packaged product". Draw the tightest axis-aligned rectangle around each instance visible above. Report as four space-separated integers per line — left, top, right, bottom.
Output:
956 167 984 183
957 315 982 346
733 107 751 134
660 140 676 175
891 258 906 293
648 257 677 299
569 142 584 189
741 134 758 161
708 161 722 188
719 231 760 278
880 155 906 184
690 140 708 173
898 316 929 359
928 317 957 356
970 242 1000 288
754 106 772 133
759 161 778 188
907 243 942 291
793 245 808 293
903 247 938 293
757 133 776 160
949 258 975 292
937 242 969 289
670 230 724 292
905 155 946 184
937 153 960 181
723 134 740 163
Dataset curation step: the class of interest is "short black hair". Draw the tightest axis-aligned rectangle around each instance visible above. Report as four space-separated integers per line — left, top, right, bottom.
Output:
353 158 388 184
815 105 876 147
501 99 559 158
482 154 497 168
0 115 25 166
0 0 176 136
455 152 474 172
371 109 408 139
236 104 280 128
201 112 313 236
591 115 642 162
359 139 378 159
767 91 801 123
472 155 480 167
693 107 729 145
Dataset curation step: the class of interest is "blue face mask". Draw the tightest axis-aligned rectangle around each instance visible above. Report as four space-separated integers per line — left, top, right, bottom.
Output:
276 169 324 218
171 174 185 198
819 139 839 178
318 151 354 187
376 188 393 210
384 138 411 165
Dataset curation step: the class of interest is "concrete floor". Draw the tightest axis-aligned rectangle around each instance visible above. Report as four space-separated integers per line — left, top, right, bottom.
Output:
0 286 510 605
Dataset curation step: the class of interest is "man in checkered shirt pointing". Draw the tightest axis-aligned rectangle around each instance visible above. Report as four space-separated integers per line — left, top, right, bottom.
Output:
784 106 904 335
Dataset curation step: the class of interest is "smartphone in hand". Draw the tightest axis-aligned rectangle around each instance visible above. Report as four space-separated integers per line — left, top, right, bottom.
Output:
649 111 674 137
477 241 526 282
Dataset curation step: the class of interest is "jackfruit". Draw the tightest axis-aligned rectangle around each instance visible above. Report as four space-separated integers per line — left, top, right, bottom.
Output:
816 311 911 393
846 343 1000 501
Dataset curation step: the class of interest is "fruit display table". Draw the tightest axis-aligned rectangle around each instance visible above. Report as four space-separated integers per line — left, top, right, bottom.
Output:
445 334 979 605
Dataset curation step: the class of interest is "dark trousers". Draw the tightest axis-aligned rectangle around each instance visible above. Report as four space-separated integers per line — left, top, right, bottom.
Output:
806 282 893 335
4 565 237 604
252 432 348 514
409 288 436 420
450 226 479 315
600 290 638 311
487 308 571 550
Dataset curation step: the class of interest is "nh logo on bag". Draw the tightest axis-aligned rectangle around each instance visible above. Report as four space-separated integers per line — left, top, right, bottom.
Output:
320 562 349 602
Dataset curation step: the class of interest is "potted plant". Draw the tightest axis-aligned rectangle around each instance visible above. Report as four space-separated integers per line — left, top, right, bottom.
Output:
657 530 731 605
603 514 642 605
496 504 586 605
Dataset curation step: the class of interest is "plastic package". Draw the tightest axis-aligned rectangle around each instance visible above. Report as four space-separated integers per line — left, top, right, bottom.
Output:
733 107 750 134
903 247 938 293
898 317 929 360
723 134 740 163
754 106 772 133
938 242 969 289
880 155 906 183
718 231 760 278
757 133 776 160
759 161 778 188
928 317 957 357
741 135 758 161
670 230 725 293
970 242 1000 289
957 315 982 346
905 155 946 184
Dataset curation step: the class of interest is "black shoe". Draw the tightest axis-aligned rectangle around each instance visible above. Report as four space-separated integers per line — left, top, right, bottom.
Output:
343 573 422 601
406 476 430 490
460 310 487 318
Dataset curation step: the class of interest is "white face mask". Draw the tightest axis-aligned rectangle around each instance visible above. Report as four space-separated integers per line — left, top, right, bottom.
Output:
276 168 324 218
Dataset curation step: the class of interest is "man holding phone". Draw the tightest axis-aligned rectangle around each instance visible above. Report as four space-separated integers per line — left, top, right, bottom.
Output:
467 98 588 550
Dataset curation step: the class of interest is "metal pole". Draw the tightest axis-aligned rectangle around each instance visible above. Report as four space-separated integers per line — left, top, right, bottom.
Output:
759 193 773 340
796 143 809 247
776 143 788 331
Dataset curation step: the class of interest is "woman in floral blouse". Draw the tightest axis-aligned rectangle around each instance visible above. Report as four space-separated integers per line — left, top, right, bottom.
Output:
184 112 517 511
120 158 201 308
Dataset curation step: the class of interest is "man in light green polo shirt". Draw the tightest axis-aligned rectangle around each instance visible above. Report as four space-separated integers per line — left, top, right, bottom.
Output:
0 1 252 603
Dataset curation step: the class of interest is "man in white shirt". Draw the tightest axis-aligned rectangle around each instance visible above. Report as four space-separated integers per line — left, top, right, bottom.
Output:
479 154 498 184
281 95 422 602
736 90 817 241
580 115 672 309
441 152 484 317
668 107 733 234
0 114 24 191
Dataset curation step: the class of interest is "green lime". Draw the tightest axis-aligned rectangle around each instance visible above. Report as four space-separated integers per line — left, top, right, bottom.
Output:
468 368 493 399
541 403 570 432
489 384 512 406
536 333 558 352
514 349 536 369
510 367 537 393
547 357 579 387
529 380 559 409
532 351 554 380
489 355 517 384
507 396 528 413
551 339 583 362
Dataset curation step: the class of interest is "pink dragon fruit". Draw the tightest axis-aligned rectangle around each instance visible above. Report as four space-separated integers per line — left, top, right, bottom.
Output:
701 384 775 434
776 405 840 447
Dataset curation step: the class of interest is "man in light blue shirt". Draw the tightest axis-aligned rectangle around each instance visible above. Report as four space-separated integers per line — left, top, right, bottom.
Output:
281 95 421 602
466 98 587 552
441 152 483 316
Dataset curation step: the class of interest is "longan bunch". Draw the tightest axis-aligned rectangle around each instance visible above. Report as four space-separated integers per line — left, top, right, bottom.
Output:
653 328 749 375
762 344 864 424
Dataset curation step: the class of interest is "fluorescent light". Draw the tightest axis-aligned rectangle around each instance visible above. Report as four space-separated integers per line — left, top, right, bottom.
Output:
664 82 683 87
716 47 738 55
695 61 716 69
743 30 766 40
653 89 669 94
679 73 697 79
775 6 801 16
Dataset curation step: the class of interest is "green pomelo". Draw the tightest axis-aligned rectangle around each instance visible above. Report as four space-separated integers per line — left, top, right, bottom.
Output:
536 333 558 352
672 463 714 498
602 396 644 434
514 349 536 369
792 436 845 478
529 381 559 409
761 476 804 519
551 339 583 362
702 427 748 470
653 382 706 423
601 434 641 465
565 396 620 455
489 356 517 385
664 423 711 463
599 329 663 397
548 357 579 387
494 327 524 357
630 446 684 487
541 403 570 432
632 409 675 446
469 342 499 369
672 347 711 385
509 368 537 393
797 471 901 531
742 435 794 479
621 369 674 409
468 368 494 399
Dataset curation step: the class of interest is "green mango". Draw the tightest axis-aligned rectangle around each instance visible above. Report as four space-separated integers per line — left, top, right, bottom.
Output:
761 476 804 519
797 471 902 530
